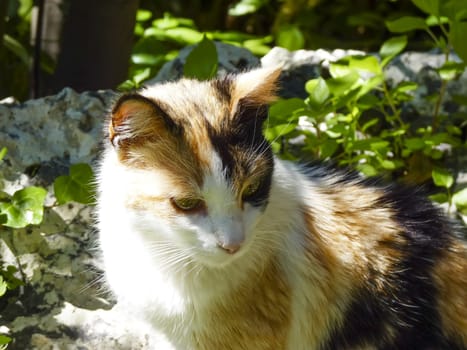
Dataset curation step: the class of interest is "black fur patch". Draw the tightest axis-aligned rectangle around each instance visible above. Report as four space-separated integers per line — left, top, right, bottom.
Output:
206 103 274 208
320 178 460 349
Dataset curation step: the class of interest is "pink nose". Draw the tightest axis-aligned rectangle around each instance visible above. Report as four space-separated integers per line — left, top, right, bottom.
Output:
218 242 241 254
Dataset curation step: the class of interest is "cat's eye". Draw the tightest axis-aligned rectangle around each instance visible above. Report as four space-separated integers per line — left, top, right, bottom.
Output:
242 180 261 199
171 197 203 212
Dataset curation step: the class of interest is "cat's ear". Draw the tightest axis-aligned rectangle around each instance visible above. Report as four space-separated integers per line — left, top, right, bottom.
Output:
108 94 177 150
232 65 282 106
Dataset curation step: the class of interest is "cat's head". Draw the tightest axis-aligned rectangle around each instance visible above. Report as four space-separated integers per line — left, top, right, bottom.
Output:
104 66 281 267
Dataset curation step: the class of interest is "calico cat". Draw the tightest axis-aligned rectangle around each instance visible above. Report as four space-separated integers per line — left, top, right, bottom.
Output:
97 66 467 349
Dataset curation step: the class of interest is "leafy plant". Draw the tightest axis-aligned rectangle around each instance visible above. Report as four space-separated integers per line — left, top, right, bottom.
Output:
262 0 467 216
0 153 96 347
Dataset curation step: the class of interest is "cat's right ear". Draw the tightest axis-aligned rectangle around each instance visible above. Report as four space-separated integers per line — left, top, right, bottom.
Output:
108 94 177 150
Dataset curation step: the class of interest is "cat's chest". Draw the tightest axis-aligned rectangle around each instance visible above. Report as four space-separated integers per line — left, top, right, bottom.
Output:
152 261 292 350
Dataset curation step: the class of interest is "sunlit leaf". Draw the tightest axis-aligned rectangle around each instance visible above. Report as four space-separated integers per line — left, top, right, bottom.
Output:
326 71 360 97
437 61 466 80
348 55 381 74
411 0 439 15
54 164 95 205
432 167 454 188
379 35 408 66
0 187 47 228
0 334 12 346
453 188 467 208
136 9 152 22
184 36 218 80
0 147 7 161
425 15 449 26
277 25 305 51
228 0 268 16
305 78 330 108
269 98 306 122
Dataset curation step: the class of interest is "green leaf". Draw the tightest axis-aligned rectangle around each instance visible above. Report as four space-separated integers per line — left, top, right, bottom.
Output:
319 139 339 159
379 35 408 66
0 187 47 228
348 55 381 74
425 15 449 26
306 78 330 108
430 192 449 204
450 20 467 63
432 167 454 188
0 276 6 297
357 163 378 177
228 0 268 16
136 9 152 22
0 147 7 161
386 16 427 33
437 61 466 80
277 25 305 51
54 164 95 205
184 35 218 80
265 123 297 142
269 98 306 122
405 137 426 151
0 334 12 346
326 71 360 97
453 188 467 208
3 34 30 66
412 0 440 15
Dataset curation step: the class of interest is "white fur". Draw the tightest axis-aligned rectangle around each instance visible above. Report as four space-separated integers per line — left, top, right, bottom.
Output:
97 146 327 349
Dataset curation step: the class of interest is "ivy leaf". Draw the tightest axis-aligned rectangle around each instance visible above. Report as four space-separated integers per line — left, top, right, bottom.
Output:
184 35 218 80
411 0 440 16
386 16 427 33
0 187 47 228
432 167 454 188
54 164 96 205
379 35 408 66
306 78 330 108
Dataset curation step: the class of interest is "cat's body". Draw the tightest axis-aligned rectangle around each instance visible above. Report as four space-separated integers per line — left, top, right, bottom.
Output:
97 67 467 349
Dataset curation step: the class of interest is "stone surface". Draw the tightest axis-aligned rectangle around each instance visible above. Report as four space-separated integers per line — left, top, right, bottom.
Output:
0 44 466 349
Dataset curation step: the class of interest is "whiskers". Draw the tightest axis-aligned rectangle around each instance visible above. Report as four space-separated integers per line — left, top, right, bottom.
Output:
147 241 201 278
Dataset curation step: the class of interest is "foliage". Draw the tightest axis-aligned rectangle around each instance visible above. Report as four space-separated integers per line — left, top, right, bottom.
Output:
119 11 272 90
262 0 467 215
1 0 33 100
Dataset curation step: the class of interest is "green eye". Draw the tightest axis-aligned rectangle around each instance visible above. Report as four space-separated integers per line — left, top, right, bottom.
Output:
242 180 261 199
171 197 203 211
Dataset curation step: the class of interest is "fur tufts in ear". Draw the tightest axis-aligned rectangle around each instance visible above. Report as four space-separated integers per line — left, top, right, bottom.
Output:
109 94 177 151
232 65 282 106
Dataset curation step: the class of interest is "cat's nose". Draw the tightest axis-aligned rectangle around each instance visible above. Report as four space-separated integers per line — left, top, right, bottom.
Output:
218 242 241 254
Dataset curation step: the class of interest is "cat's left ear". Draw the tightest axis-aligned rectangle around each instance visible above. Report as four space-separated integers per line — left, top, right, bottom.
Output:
232 65 282 106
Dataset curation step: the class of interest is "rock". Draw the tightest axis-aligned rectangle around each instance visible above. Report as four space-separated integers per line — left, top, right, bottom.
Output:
1 44 466 349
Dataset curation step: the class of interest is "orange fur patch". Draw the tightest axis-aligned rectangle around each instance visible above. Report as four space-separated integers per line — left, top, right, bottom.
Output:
432 242 467 346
